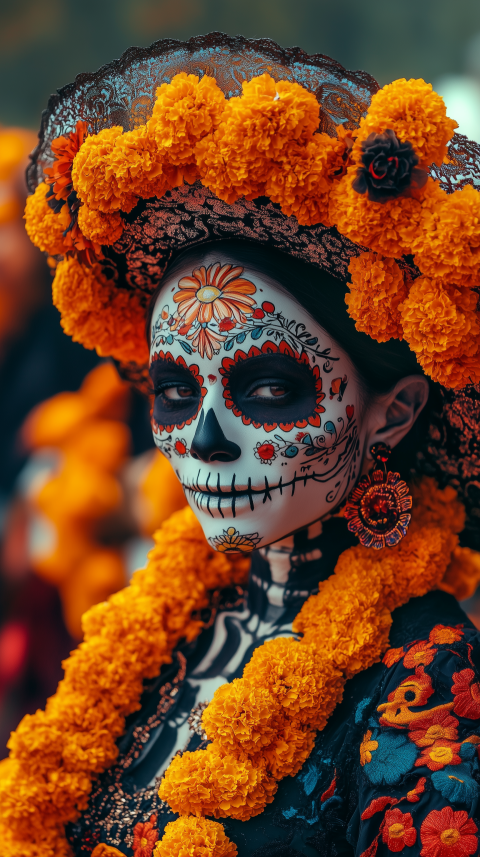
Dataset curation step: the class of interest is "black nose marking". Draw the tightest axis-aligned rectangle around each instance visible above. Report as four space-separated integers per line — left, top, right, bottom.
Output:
190 408 241 463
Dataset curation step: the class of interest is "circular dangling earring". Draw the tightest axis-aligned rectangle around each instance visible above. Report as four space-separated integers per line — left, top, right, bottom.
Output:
344 442 413 549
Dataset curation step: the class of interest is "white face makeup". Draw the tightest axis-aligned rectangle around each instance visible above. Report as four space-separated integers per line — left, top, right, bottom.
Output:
149 254 366 553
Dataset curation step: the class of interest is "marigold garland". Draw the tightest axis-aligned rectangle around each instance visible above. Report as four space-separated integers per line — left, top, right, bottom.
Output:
24 69 480 389
0 478 479 856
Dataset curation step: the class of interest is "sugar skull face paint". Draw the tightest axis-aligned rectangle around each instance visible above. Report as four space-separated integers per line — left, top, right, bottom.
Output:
150 255 365 551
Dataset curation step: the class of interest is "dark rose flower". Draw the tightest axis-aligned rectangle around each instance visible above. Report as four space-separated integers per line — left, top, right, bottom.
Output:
352 129 428 203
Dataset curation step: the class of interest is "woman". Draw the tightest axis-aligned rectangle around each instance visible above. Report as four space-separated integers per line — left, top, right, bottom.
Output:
3 33 480 857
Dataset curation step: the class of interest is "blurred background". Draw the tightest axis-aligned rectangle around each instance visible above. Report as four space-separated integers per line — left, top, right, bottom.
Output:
0 0 479 756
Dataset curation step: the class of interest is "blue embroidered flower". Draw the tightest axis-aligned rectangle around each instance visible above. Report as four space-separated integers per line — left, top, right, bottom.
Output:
459 742 477 762
431 762 479 804
361 730 418 785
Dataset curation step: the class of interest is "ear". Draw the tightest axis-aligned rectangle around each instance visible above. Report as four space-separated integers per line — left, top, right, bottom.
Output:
363 375 430 461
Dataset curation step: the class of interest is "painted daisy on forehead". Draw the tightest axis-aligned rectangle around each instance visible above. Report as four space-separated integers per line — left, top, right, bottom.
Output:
171 262 257 359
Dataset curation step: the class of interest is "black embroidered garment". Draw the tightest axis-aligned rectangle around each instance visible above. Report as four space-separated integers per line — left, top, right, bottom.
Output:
67 526 480 857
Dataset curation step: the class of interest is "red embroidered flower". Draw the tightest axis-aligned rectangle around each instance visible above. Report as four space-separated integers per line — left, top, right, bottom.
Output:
452 669 480 719
420 807 478 857
429 625 463 645
409 711 459 747
415 739 462 771
383 647 404 667
382 808 417 852
133 815 159 857
403 640 437 669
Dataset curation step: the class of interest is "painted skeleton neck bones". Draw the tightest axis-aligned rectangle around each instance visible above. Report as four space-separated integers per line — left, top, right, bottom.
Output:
150 258 364 550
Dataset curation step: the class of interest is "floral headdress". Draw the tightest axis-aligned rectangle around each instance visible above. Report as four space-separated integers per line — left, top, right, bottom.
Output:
24 34 480 392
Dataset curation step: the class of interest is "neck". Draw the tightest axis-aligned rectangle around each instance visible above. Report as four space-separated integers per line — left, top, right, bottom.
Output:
248 515 356 622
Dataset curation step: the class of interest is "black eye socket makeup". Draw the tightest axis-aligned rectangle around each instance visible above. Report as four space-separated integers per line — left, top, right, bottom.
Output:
149 358 202 424
225 353 319 424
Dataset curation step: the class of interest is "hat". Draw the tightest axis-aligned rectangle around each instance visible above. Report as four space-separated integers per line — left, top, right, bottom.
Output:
23 32 480 547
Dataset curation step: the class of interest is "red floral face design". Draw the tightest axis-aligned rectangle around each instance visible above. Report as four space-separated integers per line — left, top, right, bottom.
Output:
150 350 207 434
220 340 326 432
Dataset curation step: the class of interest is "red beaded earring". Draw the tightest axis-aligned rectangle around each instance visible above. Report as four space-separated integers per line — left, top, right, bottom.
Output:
344 442 413 549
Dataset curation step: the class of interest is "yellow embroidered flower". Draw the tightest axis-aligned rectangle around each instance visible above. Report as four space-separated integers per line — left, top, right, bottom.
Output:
24 182 70 256
355 78 457 166
360 729 378 765
347 252 408 342
52 256 149 364
155 817 238 857
77 206 124 246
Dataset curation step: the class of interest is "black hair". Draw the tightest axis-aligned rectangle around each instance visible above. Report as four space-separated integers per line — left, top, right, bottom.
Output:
147 238 433 474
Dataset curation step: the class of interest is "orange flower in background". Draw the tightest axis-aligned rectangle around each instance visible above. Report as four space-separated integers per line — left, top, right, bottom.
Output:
409 711 459 747
174 263 257 326
45 119 89 202
382 808 416 852
429 625 463 645
403 640 437 669
420 807 478 857
133 815 158 857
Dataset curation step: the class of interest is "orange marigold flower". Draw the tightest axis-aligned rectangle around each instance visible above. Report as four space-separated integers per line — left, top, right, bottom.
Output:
400 277 480 388
148 72 226 168
410 478 465 536
202 679 279 753
77 206 124 246
413 183 480 288
242 637 342 729
329 166 432 258
196 73 320 204
429 624 463 645
415 739 462 771
408 710 458 747
355 78 457 166
45 120 89 202
403 640 437 669
346 252 408 342
262 722 316 779
383 647 404 667
265 133 347 227
156 817 238 857
106 124 178 200
72 126 138 214
24 182 70 256
52 256 149 364
158 743 277 821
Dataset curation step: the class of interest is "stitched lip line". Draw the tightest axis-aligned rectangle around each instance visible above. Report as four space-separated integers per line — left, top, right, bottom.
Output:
179 463 351 519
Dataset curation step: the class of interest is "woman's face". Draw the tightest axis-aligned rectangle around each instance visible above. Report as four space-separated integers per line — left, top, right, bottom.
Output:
149 253 366 552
